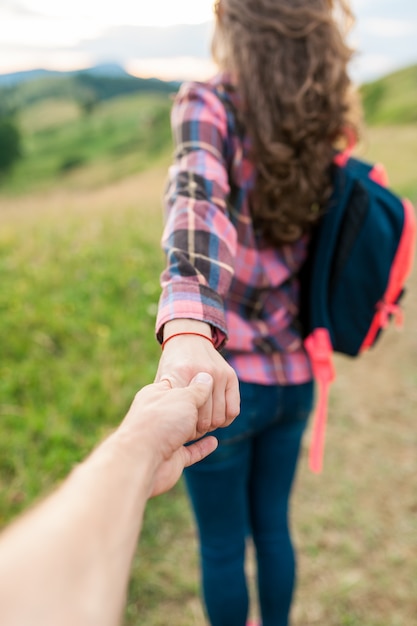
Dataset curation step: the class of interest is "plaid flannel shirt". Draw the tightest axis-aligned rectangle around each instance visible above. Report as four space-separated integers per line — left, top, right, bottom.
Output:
156 75 313 385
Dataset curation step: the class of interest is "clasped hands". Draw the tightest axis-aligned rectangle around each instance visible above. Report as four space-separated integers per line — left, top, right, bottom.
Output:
155 319 240 439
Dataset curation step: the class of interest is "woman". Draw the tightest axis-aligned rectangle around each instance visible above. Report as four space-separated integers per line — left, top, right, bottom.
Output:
155 1 361 624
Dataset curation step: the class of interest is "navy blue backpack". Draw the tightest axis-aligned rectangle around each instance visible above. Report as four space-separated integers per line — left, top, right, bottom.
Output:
300 152 416 472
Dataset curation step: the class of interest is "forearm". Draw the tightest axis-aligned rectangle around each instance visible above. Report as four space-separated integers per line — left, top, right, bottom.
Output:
0 432 157 626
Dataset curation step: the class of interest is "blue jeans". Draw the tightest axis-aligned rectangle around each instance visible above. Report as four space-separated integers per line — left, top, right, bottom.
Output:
184 380 314 626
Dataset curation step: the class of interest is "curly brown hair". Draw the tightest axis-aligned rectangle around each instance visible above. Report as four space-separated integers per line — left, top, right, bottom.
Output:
212 0 362 245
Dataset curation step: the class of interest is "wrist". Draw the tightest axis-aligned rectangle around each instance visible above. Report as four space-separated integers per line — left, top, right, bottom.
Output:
162 332 214 351
162 319 213 341
89 430 161 496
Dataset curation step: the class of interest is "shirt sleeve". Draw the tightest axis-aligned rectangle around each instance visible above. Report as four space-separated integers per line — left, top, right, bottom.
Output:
156 81 238 348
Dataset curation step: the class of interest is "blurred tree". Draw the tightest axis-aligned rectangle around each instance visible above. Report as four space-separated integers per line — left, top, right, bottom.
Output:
78 90 99 117
0 117 22 175
0 87 20 119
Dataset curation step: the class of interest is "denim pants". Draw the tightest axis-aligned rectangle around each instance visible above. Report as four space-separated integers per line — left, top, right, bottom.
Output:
184 380 314 626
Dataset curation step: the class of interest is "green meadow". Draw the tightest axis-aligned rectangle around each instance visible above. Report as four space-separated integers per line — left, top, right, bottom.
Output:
0 66 416 625
2 91 172 195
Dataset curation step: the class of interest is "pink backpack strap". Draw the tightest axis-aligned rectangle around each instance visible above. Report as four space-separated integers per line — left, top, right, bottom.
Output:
304 328 336 473
333 126 357 167
369 163 389 187
360 198 416 351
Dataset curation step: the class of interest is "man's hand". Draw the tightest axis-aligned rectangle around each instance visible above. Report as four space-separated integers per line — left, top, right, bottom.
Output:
118 372 220 496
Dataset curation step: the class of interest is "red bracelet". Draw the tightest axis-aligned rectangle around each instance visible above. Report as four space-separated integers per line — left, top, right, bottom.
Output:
161 331 214 350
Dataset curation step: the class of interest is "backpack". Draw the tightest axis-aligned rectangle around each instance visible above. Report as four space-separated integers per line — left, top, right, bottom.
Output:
213 83 416 473
299 151 416 472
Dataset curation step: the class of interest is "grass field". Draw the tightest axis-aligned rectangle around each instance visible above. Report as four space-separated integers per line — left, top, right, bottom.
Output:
0 122 416 625
2 91 172 195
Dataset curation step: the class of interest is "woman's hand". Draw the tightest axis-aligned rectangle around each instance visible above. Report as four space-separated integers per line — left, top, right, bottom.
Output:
155 319 240 437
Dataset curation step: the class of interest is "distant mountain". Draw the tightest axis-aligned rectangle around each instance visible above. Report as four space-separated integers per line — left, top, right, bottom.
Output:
0 63 143 87
0 68 60 87
0 64 181 113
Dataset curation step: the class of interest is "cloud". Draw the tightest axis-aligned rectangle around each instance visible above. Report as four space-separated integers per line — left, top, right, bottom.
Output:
7 1 214 27
352 0 417 22
0 13 100 48
0 19 215 77
362 18 417 38
77 23 213 61
349 3 417 82
127 56 217 81
1 0 45 18
1 2 416 83
351 54 397 83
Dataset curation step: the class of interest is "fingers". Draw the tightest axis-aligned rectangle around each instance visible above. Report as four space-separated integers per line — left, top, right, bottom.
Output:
189 372 212 433
210 384 226 430
182 436 218 467
189 372 214 406
150 435 219 497
225 372 241 423
207 367 240 431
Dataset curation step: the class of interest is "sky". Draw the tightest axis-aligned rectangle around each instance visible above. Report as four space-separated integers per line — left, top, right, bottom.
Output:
1 0 417 83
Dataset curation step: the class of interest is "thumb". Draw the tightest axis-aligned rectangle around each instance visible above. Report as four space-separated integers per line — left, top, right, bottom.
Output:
188 372 213 408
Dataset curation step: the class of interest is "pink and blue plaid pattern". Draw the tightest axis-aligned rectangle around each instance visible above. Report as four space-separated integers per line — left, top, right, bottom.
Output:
156 76 312 385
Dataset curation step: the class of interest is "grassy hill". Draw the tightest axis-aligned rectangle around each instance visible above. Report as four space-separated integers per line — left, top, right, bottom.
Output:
0 66 178 194
1 91 173 195
356 63 417 202
360 63 417 125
